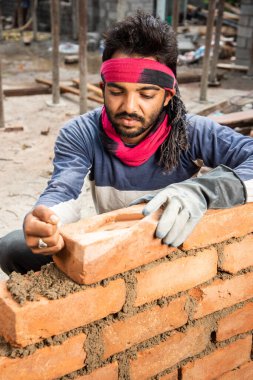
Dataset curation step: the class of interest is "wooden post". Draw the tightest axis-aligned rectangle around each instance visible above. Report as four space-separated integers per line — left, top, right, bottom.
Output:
172 0 180 33
117 0 127 21
0 1 3 41
31 0 38 41
199 0 216 102
248 30 253 76
0 59 5 128
50 0 60 104
79 0 88 114
72 0 78 40
209 0 224 84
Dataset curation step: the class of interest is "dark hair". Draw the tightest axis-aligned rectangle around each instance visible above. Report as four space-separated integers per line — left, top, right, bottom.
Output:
102 11 188 171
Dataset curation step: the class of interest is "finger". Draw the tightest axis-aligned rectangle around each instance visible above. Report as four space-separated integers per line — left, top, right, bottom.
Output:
143 192 168 216
163 208 190 245
170 218 200 247
31 235 65 255
32 205 60 225
26 230 61 249
155 198 181 239
24 214 57 237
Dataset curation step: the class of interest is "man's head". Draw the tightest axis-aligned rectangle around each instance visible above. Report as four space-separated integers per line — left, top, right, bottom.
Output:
102 11 178 77
101 11 188 171
101 53 175 144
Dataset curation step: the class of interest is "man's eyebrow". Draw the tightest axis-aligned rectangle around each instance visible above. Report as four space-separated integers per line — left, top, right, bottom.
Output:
137 85 161 91
107 83 124 89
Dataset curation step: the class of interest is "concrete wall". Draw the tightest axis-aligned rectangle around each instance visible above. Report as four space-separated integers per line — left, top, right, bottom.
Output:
0 203 253 379
236 0 253 66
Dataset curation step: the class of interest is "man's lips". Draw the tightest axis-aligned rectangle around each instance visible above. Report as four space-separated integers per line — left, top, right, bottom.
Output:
119 117 139 127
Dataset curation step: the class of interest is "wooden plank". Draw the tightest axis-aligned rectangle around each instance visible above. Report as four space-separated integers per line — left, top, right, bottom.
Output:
197 100 229 117
217 63 248 72
4 86 51 97
209 110 253 128
72 78 103 97
35 77 103 104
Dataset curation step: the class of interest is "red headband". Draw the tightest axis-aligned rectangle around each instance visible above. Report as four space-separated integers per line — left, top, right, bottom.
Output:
101 58 176 94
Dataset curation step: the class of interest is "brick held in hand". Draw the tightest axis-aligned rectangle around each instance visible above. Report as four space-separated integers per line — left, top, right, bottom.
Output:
55 204 175 285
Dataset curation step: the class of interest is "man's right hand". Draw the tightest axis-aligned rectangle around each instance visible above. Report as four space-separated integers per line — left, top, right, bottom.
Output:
24 205 65 255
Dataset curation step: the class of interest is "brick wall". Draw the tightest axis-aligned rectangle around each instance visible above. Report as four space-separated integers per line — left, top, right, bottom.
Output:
0 204 253 379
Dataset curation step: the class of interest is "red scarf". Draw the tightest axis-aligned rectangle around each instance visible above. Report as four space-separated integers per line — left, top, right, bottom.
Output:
101 107 171 166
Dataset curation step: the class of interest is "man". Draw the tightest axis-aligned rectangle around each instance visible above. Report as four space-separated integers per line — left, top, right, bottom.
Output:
1 11 253 275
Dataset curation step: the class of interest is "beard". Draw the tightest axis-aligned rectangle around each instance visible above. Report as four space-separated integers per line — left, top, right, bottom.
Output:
104 103 165 139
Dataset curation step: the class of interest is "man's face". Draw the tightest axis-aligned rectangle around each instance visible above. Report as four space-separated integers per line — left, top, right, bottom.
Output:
103 52 172 144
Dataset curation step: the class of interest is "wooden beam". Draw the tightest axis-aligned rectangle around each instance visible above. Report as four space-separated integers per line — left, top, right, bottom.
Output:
199 0 216 102
209 0 225 84
197 100 229 117
0 59 4 128
79 0 88 114
72 78 103 97
35 77 104 104
209 109 253 128
50 0 60 104
172 0 180 33
217 63 249 72
31 0 38 41
3 86 51 97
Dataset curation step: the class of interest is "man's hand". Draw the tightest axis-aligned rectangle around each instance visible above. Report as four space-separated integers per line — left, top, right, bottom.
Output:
24 205 65 255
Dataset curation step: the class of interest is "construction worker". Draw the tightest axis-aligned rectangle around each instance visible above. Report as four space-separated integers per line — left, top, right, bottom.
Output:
1 11 253 275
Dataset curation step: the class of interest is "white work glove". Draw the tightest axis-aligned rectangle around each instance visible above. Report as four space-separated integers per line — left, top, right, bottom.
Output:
131 165 246 247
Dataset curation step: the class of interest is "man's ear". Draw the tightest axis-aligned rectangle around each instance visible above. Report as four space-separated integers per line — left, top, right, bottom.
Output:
163 90 173 107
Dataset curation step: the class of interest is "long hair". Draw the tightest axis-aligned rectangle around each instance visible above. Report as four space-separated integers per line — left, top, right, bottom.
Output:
102 11 189 171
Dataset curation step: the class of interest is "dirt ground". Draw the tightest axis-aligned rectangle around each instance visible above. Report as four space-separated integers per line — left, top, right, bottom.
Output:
0 37 252 280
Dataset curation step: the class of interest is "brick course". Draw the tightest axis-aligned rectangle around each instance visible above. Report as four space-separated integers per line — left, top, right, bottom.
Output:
0 333 86 380
181 336 252 379
135 248 217 306
0 205 253 379
219 234 253 273
129 324 210 379
216 302 253 341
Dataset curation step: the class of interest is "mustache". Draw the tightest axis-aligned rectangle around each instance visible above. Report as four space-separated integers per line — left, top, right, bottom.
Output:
115 112 145 123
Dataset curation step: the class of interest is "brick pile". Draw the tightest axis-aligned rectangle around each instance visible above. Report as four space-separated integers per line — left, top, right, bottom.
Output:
0 204 253 379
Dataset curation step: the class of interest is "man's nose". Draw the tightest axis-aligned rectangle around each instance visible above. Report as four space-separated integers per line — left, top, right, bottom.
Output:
124 93 137 114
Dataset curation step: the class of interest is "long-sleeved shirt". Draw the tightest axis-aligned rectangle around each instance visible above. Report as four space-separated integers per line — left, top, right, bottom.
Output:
36 107 253 224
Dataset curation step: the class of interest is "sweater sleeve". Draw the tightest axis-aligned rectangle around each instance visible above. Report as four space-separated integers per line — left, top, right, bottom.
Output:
36 112 98 209
187 114 253 201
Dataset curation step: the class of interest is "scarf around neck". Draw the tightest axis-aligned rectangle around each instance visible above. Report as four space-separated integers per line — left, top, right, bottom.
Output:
101 107 171 166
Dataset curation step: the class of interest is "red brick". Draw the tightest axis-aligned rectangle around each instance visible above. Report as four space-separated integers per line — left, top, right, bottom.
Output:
219 235 253 273
182 204 253 250
216 302 253 341
219 361 253 380
56 205 175 284
76 362 118 380
135 248 217 307
159 370 178 379
103 296 188 358
181 336 252 380
190 272 253 319
129 324 210 380
0 279 125 347
0 333 86 380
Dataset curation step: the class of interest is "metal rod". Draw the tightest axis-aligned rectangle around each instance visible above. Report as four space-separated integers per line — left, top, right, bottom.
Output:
199 0 216 102
0 59 5 128
79 0 88 114
210 0 224 83
50 0 60 104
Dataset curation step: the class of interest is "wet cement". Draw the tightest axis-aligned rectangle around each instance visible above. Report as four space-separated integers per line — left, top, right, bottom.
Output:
6 263 85 305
